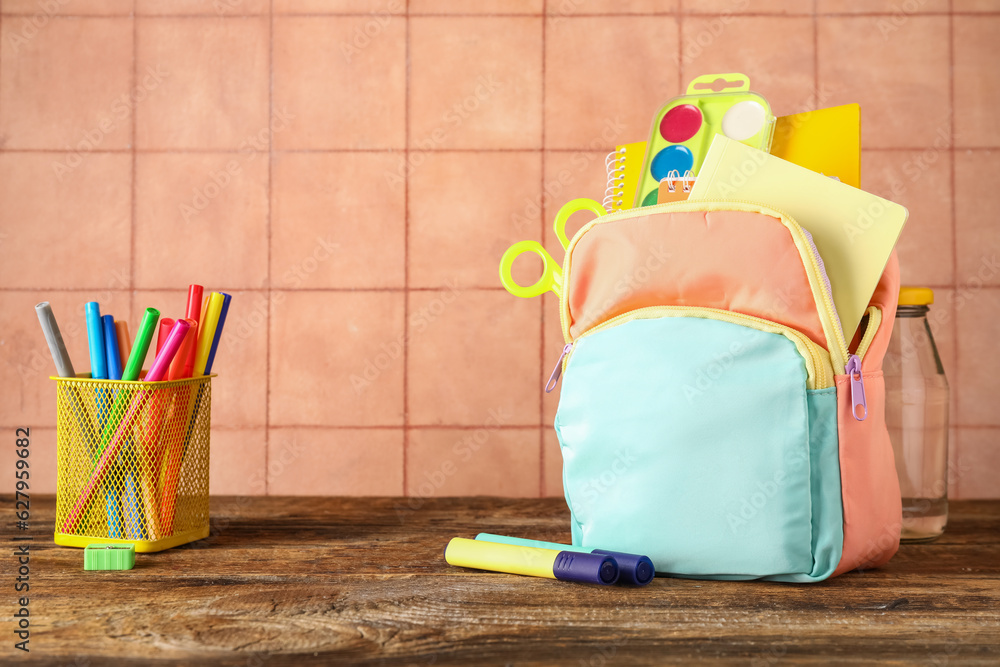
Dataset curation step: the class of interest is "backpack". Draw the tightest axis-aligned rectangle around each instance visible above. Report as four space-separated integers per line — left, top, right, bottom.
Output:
501 199 901 581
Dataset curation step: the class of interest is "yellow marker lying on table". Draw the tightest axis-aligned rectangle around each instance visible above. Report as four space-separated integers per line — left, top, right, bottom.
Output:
445 537 619 585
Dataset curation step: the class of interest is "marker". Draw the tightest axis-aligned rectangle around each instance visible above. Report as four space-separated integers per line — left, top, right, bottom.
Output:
34 302 75 378
475 533 655 586
168 318 198 380
182 284 204 377
84 302 107 380
203 292 231 374
156 318 175 356
146 319 190 382
123 308 160 382
114 321 131 369
193 292 224 376
102 315 123 380
444 537 619 585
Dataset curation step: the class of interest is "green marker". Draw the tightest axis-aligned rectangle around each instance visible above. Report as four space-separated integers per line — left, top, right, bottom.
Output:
122 308 160 382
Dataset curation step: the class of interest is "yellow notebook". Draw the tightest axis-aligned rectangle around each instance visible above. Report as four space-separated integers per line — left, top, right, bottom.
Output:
689 135 907 341
603 141 647 211
770 103 861 188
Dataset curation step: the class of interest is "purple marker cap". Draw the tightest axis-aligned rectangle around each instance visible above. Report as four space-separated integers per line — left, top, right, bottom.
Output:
593 549 655 586
552 551 618 585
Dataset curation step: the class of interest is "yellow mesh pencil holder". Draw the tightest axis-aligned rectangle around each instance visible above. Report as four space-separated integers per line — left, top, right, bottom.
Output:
53 374 212 553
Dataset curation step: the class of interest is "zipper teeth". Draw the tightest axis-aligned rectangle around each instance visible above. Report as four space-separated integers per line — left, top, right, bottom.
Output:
569 304 830 390
558 199 850 372
855 306 882 362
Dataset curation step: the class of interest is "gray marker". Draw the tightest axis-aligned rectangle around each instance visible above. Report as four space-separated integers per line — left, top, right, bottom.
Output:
35 302 75 378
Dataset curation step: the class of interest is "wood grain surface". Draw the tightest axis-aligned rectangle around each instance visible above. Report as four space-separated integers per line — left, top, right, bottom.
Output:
4 496 999 665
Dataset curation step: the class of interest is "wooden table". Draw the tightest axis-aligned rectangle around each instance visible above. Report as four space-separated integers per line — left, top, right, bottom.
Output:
7 496 1000 665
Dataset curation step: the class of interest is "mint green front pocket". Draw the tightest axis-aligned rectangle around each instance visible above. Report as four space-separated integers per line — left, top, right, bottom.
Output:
555 315 839 579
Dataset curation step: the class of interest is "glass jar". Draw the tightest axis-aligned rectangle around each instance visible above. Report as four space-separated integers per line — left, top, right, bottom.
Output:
884 287 950 543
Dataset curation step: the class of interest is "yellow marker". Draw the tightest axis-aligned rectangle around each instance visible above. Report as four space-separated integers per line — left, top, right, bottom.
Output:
444 537 618 585
192 292 224 376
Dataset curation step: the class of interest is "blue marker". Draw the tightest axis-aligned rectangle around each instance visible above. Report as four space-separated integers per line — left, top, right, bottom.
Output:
475 533 655 586
84 302 107 380
102 315 123 380
203 292 231 374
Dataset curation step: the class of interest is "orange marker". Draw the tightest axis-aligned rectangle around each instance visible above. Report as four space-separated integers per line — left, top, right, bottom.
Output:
114 320 131 369
167 319 198 380
156 318 175 356
181 285 203 377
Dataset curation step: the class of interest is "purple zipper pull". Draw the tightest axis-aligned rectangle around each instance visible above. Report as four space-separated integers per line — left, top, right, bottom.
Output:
545 344 574 393
846 354 867 421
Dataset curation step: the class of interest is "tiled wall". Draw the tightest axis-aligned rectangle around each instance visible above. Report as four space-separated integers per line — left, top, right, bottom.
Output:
1 0 997 499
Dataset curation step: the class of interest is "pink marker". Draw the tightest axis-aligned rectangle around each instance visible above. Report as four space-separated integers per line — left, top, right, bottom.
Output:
145 319 190 382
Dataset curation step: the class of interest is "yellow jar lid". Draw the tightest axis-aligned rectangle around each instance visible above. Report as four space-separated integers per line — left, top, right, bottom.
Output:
899 286 934 306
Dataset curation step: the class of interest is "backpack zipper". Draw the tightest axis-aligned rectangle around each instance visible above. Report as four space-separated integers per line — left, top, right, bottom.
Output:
556 200 851 374
547 305 833 392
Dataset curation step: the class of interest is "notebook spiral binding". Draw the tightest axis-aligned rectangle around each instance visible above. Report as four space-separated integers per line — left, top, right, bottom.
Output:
662 169 696 193
602 147 627 212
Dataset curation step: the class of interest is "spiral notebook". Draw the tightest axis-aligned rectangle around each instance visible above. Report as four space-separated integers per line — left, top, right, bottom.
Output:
603 142 646 211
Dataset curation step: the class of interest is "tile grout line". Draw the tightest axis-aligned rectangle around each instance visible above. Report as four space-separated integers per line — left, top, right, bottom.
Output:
948 0 960 496
402 0 411 497
4 146 998 155
130 0 137 330
538 7 546 499
265 0 274 495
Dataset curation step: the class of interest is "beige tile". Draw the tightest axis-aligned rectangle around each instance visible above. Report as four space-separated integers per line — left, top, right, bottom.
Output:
407 290 541 426
862 150 953 287
135 17 269 149
953 0 1000 10
269 291 405 426
133 153 269 289
131 289 268 427
413 0 542 12
409 152 542 289
407 427 540 497
0 152 131 289
955 150 1000 287
273 16 405 149
0 428 56 494
271 152 405 289
274 0 406 12
209 429 268 495
955 287 1000 426
955 428 1000 499
545 16 679 149
0 291 134 428
2 0 133 14
954 17 1000 147
818 0 948 10
0 17 133 149
137 0 270 14
267 427 403 495
681 16 814 117
817 16 950 148
550 0 675 11
542 428 564 497
409 17 542 150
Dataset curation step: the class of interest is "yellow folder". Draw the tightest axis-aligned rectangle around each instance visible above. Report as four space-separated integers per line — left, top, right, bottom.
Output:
689 135 907 341
770 103 861 188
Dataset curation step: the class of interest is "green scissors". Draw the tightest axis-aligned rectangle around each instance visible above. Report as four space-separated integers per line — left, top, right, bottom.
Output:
499 198 606 299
